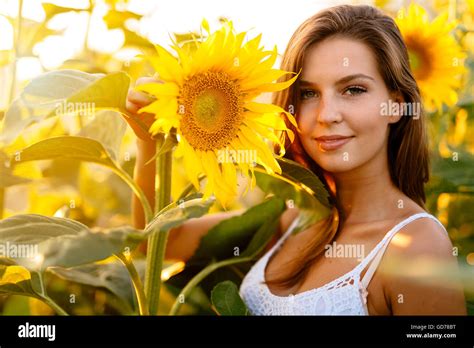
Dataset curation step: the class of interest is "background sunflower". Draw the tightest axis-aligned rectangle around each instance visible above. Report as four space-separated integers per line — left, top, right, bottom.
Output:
396 2 467 111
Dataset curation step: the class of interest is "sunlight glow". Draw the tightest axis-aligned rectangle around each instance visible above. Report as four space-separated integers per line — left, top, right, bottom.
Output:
0 15 13 50
16 57 43 81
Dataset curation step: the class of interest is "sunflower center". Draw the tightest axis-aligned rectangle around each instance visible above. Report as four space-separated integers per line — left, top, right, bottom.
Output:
408 51 421 71
179 71 243 151
194 90 225 130
406 39 432 79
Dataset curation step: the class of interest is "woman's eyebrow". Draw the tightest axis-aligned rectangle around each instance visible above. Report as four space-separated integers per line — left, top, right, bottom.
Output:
299 73 375 87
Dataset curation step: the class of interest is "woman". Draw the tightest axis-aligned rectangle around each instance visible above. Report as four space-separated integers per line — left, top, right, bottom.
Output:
125 5 466 315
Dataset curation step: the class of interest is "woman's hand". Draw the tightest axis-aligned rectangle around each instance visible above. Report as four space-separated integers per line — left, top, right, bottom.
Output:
124 76 160 142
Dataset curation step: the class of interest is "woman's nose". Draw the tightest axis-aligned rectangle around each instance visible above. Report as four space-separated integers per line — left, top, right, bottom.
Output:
316 95 343 124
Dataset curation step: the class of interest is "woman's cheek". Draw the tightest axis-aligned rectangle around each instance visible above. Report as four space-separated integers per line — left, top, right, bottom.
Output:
343 109 389 165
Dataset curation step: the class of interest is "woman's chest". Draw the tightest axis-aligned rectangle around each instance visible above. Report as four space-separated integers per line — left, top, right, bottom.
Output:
264 222 395 314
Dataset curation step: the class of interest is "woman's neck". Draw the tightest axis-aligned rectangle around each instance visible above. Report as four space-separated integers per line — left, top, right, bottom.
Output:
332 157 404 225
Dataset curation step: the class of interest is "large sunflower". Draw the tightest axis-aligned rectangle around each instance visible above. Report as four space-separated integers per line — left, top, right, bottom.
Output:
396 3 466 111
137 20 297 207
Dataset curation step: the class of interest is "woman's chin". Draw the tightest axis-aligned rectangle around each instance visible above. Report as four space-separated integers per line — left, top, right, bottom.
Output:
314 158 358 173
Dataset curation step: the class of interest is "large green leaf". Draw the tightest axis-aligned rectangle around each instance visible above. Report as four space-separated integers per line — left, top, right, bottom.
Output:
256 157 330 208
190 197 286 263
240 211 282 258
49 260 144 312
77 110 127 161
427 152 474 194
167 198 286 315
255 158 332 235
1 70 98 145
277 157 330 208
211 280 249 316
0 70 130 146
62 72 130 114
0 214 143 271
12 136 116 167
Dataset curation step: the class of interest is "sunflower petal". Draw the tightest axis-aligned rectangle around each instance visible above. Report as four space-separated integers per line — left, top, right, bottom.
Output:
136 82 180 97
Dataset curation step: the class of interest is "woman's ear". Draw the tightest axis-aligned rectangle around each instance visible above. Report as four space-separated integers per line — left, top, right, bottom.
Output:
387 91 405 124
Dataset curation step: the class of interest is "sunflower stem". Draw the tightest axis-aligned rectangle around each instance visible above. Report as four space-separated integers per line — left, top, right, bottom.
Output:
145 133 173 315
8 0 22 104
0 188 4 220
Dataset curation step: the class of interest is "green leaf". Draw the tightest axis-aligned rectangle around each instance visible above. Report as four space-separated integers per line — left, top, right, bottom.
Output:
277 158 331 207
0 265 37 297
240 212 282 258
211 281 249 316
190 197 286 263
17 18 58 56
9 135 153 222
427 152 474 194
0 70 130 146
42 3 77 18
0 70 100 145
255 158 332 235
11 136 116 168
145 196 215 237
104 10 141 29
2 295 31 315
77 111 127 161
49 260 144 312
0 214 144 271
256 157 330 208
123 28 155 49
0 151 30 188
61 72 130 115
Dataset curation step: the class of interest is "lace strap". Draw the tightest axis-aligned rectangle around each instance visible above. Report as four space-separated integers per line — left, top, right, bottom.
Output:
360 213 446 288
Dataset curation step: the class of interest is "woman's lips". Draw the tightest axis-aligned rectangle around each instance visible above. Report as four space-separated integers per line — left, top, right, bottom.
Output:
315 136 354 151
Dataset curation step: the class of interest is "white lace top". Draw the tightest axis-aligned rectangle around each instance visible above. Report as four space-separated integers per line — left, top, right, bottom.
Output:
239 212 448 315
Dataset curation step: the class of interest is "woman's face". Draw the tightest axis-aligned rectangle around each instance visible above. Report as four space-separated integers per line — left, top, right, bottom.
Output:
297 36 399 174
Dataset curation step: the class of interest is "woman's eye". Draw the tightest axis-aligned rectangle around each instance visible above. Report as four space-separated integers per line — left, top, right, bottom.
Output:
343 86 367 96
300 89 317 100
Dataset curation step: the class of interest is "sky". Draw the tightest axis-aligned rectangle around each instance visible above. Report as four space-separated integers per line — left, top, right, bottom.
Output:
0 0 344 70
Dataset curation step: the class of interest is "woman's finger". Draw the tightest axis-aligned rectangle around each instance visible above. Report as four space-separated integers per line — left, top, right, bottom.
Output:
125 99 141 115
127 88 155 106
135 76 162 86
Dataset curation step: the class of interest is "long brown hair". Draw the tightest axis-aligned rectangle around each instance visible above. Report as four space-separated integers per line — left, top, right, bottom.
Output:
267 4 430 289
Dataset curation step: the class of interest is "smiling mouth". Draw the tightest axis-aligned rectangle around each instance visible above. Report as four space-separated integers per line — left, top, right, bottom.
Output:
314 135 355 151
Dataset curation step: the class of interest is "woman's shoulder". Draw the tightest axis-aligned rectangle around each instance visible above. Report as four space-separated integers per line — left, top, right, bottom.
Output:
380 211 466 314
389 211 453 258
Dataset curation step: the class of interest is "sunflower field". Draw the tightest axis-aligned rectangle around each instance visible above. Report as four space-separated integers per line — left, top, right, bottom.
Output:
0 0 473 317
